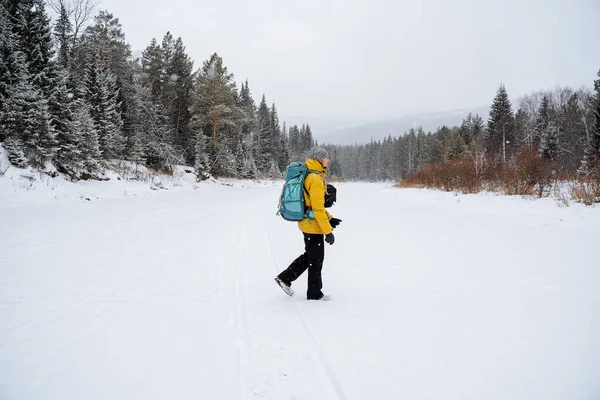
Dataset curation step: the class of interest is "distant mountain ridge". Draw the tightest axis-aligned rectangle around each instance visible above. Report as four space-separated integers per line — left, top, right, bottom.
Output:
284 105 490 146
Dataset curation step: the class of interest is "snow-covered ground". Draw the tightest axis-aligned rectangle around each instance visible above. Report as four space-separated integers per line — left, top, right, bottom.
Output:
1 170 599 399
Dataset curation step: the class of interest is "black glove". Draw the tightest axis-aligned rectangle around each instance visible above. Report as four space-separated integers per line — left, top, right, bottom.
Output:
325 233 335 245
329 217 342 228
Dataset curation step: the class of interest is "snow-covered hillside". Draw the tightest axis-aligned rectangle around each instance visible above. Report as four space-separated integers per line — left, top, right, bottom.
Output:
1 171 599 399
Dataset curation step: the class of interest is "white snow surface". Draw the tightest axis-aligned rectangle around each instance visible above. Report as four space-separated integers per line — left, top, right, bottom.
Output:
1 164 600 399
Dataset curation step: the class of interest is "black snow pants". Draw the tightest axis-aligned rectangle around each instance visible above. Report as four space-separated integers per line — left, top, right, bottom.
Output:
277 233 325 300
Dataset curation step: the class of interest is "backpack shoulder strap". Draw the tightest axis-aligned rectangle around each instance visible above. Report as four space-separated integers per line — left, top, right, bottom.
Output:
303 170 322 197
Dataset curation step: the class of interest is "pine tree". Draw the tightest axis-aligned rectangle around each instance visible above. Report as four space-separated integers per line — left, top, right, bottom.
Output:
84 53 124 160
0 50 56 167
0 3 25 164
1 0 58 165
51 70 80 173
448 132 468 160
405 128 417 172
459 113 485 147
191 53 241 139
235 79 257 173
77 10 132 154
558 90 589 173
143 101 180 173
237 80 256 136
79 11 131 81
161 32 174 70
416 127 428 167
288 125 300 161
302 125 315 153
130 61 178 172
471 114 485 137
24 90 56 168
254 95 271 172
487 84 515 165
270 103 288 173
538 94 559 161
53 2 73 70
164 37 193 163
459 113 474 145
72 98 101 175
0 1 17 142
9 0 58 100
141 38 164 101
328 147 343 177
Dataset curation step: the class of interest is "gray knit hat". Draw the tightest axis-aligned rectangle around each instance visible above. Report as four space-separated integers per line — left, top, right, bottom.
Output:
307 146 329 162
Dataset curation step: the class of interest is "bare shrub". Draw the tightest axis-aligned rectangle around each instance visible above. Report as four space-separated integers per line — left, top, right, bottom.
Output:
571 169 600 205
398 158 481 193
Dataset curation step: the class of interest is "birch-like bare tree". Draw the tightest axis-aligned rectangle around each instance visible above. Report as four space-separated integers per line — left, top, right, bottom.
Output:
48 0 98 42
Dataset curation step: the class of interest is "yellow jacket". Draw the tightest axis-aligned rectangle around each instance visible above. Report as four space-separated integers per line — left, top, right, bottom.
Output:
298 158 333 235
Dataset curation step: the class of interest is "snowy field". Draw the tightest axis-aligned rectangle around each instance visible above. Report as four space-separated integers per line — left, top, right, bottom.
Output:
1 172 599 399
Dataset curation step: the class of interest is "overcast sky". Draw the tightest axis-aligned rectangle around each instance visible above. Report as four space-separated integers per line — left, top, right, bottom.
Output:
97 0 600 122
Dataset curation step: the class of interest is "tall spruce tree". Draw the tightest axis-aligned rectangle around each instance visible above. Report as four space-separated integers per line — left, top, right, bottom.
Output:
84 53 123 160
235 79 257 175
79 11 131 81
237 80 256 135
11 0 57 100
270 103 287 173
254 95 271 172
538 94 559 161
164 36 194 163
288 125 303 162
487 84 515 165
78 10 132 156
161 32 174 71
53 2 73 70
141 38 163 101
134 47 181 172
51 71 79 173
0 1 17 143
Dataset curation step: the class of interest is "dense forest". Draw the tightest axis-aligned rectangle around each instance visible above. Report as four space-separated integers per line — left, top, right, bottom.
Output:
0 0 318 180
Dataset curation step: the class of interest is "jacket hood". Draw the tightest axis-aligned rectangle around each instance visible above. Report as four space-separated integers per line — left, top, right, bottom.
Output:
305 158 328 175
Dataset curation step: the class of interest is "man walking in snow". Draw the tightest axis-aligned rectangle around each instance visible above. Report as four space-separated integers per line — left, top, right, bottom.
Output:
275 147 342 301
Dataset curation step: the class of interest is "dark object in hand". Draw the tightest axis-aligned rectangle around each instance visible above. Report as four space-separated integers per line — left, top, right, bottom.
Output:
324 184 337 208
325 233 335 245
329 217 342 228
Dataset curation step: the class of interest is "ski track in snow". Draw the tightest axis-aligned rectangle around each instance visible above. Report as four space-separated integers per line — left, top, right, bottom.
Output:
1 182 599 399
262 217 347 400
234 210 253 398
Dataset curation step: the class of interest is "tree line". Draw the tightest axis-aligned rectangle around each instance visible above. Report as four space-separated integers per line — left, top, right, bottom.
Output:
323 79 600 188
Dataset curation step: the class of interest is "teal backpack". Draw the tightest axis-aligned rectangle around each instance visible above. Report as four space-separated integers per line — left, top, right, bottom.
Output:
277 162 318 221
